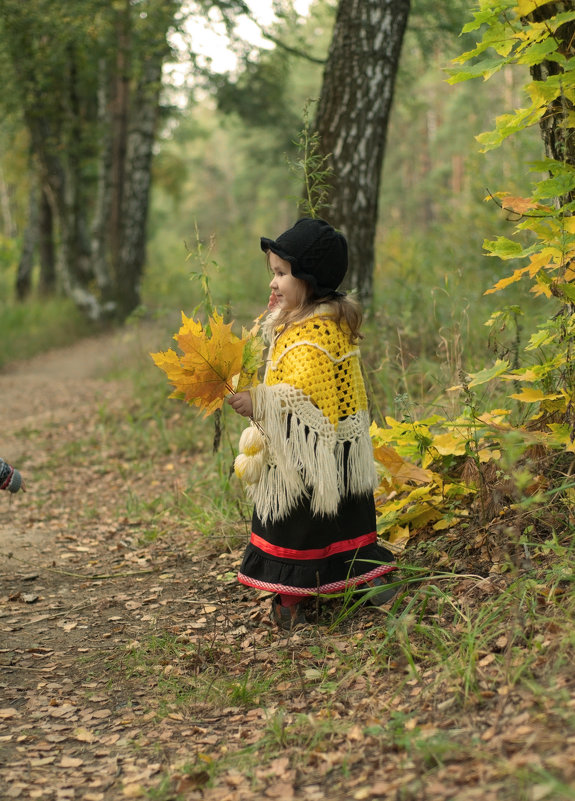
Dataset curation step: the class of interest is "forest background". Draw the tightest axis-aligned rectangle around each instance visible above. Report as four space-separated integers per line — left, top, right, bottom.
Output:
2 0 575 798
0 0 544 394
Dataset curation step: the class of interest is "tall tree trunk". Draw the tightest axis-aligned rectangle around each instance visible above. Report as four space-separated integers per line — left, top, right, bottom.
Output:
116 55 163 317
15 186 39 301
110 0 131 272
314 0 410 304
38 187 56 294
0 166 16 238
91 57 116 301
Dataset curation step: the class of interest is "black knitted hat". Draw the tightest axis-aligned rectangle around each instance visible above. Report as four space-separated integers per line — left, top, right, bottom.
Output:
260 217 347 297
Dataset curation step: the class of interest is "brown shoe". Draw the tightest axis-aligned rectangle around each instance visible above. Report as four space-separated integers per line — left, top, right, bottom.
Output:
270 595 310 630
361 574 402 606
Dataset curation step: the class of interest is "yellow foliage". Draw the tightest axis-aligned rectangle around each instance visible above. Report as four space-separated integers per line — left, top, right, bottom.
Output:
509 388 565 403
387 526 411 549
151 311 262 417
431 431 468 456
531 280 553 299
516 0 552 14
477 409 511 424
528 248 561 274
373 444 432 488
433 511 467 532
484 266 531 295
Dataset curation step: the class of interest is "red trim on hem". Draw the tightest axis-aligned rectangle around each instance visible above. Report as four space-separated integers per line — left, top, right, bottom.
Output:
250 530 377 561
237 564 397 596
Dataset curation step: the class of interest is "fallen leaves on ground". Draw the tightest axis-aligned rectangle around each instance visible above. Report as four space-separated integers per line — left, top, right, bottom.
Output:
1 328 574 801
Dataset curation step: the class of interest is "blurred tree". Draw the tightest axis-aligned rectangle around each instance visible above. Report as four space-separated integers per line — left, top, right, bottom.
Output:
0 0 177 319
212 0 410 303
0 0 249 320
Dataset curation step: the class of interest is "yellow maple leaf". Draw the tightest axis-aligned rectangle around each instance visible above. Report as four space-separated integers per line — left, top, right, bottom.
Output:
151 348 187 385
374 445 432 487
510 388 564 403
530 282 553 298
517 0 552 14
151 311 257 417
387 525 411 548
431 431 468 456
484 265 531 295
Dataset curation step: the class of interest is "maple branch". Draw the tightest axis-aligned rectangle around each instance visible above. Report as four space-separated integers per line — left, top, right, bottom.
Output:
485 187 556 220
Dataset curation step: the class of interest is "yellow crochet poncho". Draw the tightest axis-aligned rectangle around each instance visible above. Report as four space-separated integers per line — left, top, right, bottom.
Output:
241 310 377 524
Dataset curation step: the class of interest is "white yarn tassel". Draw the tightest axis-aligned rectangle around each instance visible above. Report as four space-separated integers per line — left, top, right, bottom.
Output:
246 384 377 524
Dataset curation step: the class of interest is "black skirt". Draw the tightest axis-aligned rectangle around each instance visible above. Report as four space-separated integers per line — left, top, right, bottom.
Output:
238 492 396 596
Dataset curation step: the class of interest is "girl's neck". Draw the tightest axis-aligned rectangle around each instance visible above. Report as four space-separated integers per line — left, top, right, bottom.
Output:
263 303 333 342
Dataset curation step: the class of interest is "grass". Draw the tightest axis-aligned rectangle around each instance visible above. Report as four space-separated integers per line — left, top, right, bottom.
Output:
102 632 293 718
0 288 97 370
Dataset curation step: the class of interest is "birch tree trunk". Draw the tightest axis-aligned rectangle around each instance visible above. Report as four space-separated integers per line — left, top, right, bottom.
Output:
527 1 575 195
15 187 38 301
116 55 163 317
314 0 410 304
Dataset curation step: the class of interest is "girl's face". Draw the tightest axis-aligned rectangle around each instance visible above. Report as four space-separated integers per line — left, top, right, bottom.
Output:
268 252 308 311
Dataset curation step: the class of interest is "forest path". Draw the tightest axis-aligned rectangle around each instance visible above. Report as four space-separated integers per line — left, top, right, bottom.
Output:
0 325 265 800
0 326 155 557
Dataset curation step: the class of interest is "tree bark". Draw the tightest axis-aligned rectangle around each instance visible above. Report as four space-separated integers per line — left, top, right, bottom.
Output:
527 1 575 192
15 186 39 301
116 54 163 317
314 0 410 304
38 187 56 294
0 166 16 238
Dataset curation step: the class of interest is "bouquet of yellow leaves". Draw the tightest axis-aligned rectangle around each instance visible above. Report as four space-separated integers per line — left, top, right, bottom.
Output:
151 311 264 417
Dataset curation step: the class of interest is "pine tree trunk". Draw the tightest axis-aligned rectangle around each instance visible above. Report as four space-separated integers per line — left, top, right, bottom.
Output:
314 0 410 304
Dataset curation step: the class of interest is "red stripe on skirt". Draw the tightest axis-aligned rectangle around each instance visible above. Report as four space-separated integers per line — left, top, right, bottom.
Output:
249 530 377 561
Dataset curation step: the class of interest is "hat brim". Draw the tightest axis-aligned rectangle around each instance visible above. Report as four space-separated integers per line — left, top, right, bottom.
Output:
261 237 331 295
260 237 297 266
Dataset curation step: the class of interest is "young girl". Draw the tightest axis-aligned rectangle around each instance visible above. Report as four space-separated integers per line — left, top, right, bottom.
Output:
228 217 397 629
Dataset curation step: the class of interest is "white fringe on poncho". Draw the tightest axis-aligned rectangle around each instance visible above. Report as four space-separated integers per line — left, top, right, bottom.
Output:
246 383 377 524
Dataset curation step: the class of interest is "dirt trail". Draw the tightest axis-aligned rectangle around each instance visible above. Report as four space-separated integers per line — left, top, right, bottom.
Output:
2 328 140 448
0 326 251 800
0 329 147 559
0 327 352 801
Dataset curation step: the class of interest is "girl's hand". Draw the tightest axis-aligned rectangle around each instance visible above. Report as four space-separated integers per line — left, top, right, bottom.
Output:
268 291 279 310
227 391 253 418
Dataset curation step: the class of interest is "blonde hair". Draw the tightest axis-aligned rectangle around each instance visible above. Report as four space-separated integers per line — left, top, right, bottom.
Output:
272 292 364 344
